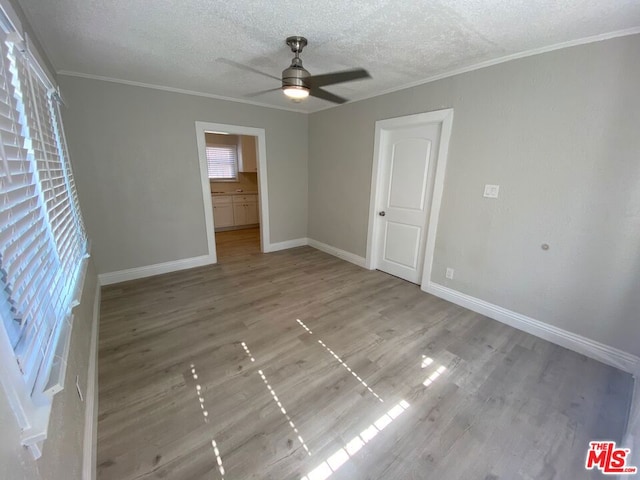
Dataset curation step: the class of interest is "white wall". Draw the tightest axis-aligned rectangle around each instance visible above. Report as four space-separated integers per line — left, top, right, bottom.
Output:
59 75 308 274
308 34 640 357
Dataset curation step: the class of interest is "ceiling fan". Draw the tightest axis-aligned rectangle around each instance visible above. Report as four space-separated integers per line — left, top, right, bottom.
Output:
219 36 371 104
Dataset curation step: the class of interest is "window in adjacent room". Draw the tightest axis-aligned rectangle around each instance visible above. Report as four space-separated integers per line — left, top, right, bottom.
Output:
206 144 238 181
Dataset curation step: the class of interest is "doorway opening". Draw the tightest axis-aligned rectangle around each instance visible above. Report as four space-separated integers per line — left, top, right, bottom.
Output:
365 109 454 289
195 122 271 263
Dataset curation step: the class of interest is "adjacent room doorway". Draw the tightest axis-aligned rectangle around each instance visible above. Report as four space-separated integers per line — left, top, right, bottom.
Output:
366 109 454 286
195 122 271 263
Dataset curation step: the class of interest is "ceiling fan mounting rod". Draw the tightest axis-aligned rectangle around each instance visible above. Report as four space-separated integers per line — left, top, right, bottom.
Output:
282 36 310 95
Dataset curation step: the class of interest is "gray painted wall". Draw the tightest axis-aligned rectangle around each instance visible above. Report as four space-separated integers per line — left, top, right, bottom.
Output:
308 34 640 357
0 260 99 479
59 76 309 274
4 0 56 82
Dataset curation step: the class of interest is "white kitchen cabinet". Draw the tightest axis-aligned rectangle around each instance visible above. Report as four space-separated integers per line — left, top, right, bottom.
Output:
213 204 234 227
238 135 257 173
245 202 259 224
212 195 234 227
232 194 258 226
232 202 248 226
232 194 257 204
232 202 259 226
214 194 258 229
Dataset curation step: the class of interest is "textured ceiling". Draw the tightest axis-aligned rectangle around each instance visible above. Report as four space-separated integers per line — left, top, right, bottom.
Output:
16 0 640 113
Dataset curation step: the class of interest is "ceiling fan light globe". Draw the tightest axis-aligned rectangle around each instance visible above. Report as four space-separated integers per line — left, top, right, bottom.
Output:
282 86 309 100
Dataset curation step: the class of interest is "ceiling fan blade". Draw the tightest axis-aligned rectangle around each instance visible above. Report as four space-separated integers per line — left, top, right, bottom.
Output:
307 68 371 88
245 88 282 98
216 58 281 82
309 87 348 104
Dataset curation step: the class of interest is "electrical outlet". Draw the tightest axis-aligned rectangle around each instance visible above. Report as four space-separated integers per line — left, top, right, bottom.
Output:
446 268 454 280
483 184 500 198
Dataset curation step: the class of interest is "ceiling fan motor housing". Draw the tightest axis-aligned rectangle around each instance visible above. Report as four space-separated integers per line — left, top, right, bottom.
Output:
282 62 310 89
282 36 310 89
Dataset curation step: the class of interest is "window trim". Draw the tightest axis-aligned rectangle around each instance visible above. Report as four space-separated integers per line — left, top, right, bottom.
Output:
0 2 89 459
206 143 239 182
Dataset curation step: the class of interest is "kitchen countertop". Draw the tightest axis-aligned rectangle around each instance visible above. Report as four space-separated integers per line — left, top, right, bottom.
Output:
211 191 258 196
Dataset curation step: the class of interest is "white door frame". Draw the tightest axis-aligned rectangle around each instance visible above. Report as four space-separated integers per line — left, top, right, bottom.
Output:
365 109 454 289
195 121 271 262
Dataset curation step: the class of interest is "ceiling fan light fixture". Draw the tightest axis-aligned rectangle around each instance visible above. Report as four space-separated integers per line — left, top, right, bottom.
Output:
227 35 370 104
282 85 309 100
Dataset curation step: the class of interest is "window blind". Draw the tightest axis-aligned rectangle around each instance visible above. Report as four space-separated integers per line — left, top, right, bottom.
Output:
206 144 238 180
0 31 87 396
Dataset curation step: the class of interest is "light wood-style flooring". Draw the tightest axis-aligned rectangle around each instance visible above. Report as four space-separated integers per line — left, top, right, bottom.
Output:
215 227 260 259
98 246 632 480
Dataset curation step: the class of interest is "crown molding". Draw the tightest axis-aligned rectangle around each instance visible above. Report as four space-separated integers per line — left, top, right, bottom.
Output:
56 70 308 114
312 26 640 113
59 26 640 115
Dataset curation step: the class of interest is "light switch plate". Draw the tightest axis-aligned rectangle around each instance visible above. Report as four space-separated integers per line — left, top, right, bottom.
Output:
483 184 500 198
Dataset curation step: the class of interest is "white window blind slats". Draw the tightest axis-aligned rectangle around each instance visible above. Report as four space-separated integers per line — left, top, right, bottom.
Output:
9 50 62 393
1 139 29 169
0 172 32 195
9 259 54 361
14 259 61 388
0 129 22 152
9 235 48 303
13 255 54 334
17 268 61 342
52 99 85 242
16 284 58 387
0 213 41 279
0 102 13 123
0 50 25 187
0 33 48 354
19 49 82 262
0 204 40 254
206 144 238 180
15 270 55 345
1 182 32 205
2 216 44 272
0 195 39 244
50 112 86 312
0 30 88 398
24 65 85 278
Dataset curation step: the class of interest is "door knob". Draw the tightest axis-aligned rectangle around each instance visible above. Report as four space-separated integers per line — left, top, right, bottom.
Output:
379 211 386 216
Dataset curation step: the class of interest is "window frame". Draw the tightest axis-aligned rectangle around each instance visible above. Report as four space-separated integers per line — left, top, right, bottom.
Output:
206 143 239 182
0 2 88 459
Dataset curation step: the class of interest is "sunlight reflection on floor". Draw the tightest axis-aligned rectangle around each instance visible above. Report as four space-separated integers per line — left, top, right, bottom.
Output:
296 320 448 480
189 363 225 478
241 341 311 455
296 319 384 402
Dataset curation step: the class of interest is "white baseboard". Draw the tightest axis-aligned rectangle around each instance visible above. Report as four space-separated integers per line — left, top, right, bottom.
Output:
424 282 640 375
98 254 215 286
265 237 309 253
82 285 100 480
307 239 367 268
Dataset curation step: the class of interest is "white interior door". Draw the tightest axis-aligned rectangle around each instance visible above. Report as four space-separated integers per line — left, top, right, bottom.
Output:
375 122 440 283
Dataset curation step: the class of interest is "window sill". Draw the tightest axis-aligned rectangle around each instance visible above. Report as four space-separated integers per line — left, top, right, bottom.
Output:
0 254 90 459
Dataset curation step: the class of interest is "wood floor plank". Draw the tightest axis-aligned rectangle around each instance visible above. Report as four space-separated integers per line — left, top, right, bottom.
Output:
97 238 633 480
